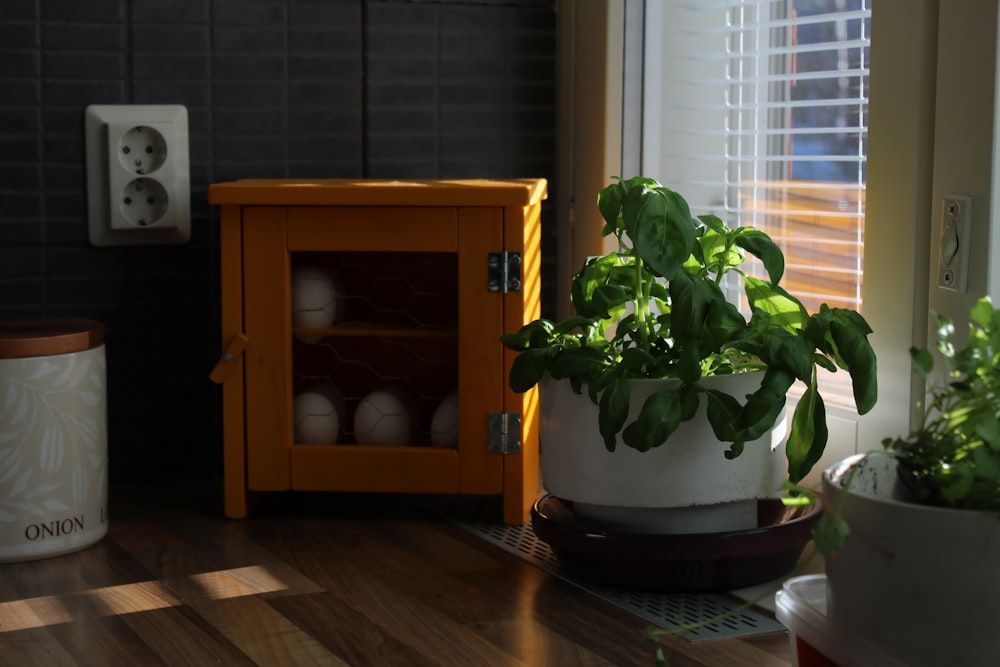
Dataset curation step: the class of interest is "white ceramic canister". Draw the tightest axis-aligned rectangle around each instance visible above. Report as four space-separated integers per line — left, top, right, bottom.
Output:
0 319 108 562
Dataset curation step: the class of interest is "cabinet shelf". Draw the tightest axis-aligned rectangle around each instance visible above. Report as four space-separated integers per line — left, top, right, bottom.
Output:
292 325 457 339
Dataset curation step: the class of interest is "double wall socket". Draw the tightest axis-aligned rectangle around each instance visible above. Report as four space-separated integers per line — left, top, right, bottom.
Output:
85 105 190 246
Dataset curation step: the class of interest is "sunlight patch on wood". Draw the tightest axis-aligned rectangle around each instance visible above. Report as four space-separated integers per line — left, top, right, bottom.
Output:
0 565 296 632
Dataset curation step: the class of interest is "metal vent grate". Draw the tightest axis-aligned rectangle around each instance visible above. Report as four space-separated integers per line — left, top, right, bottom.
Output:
425 496 786 642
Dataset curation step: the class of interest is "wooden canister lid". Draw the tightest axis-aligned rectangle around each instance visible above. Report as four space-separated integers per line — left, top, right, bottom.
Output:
0 319 105 359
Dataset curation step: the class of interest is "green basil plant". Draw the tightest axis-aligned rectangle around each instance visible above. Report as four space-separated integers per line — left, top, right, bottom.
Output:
500 176 878 483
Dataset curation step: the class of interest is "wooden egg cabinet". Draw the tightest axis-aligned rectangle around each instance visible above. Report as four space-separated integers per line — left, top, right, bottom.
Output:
207 179 546 524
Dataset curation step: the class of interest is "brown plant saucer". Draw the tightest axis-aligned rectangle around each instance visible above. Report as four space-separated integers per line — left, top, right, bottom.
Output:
531 495 822 593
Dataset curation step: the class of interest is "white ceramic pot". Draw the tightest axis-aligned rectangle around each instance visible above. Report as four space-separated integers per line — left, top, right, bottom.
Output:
540 373 787 533
823 454 1000 666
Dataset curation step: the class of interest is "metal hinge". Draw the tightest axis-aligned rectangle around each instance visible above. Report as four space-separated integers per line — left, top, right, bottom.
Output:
488 412 522 454
487 251 521 293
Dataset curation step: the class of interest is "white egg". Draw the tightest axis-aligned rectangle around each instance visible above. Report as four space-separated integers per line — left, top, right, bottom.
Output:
293 389 343 444
354 389 412 446
291 266 338 342
430 392 459 447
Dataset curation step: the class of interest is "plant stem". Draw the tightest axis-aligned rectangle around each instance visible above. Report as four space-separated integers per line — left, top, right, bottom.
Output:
635 255 650 350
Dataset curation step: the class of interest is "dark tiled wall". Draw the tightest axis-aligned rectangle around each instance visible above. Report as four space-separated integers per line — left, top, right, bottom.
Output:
0 0 556 486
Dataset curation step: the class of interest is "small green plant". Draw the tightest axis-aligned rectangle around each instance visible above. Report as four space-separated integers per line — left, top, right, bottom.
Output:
500 176 878 483
884 296 1000 510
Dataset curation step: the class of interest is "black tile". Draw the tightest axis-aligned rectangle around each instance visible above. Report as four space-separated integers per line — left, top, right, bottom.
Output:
0 279 45 307
367 134 438 160
212 26 284 52
367 30 437 57
0 220 45 245
42 23 124 51
368 107 438 133
41 191 85 218
0 136 41 163
42 51 124 79
288 160 359 179
288 107 362 134
213 134 287 162
132 80 210 106
367 1 437 28
366 158 439 180
131 0 209 23
42 107 85 134
42 0 123 22
131 24 211 51
0 108 41 134
288 134 362 161
212 0 285 25
287 27 361 54
0 51 40 78
0 248 43 278
288 54 361 80
287 80 360 107
213 53 286 80
213 80 286 106
367 82 437 107
42 163 85 191
0 165 42 192
42 79 124 106
47 275 130 306
133 52 210 79
0 24 39 50
288 1 361 26
3 0 38 21
213 107 287 134
366 54 436 80
0 79 41 106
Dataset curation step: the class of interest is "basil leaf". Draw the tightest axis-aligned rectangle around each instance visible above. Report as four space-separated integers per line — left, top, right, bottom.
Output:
830 318 878 414
622 387 683 452
787 380 828 483
734 228 785 285
598 379 630 452
633 188 696 279
744 275 809 331
507 348 551 393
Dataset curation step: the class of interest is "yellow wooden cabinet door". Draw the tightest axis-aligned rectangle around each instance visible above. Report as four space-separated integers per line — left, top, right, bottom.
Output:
457 201 542 524
501 202 542 524
285 206 462 494
242 206 293 492
456 206 505 496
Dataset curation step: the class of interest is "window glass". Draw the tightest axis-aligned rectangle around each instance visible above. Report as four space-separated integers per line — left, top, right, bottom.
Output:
635 0 872 406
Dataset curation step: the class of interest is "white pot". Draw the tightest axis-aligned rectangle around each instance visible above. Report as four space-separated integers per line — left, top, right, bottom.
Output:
540 373 788 533
823 454 1000 666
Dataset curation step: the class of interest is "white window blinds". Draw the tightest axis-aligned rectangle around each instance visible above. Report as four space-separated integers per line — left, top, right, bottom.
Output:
633 0 872 406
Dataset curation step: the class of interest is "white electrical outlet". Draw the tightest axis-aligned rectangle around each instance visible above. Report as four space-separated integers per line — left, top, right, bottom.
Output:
85 105 190 246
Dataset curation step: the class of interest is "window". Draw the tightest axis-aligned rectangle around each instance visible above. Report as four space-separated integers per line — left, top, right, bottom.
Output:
629 0 871 406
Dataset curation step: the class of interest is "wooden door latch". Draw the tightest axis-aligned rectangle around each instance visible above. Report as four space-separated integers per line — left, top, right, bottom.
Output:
209 333 249 384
